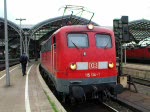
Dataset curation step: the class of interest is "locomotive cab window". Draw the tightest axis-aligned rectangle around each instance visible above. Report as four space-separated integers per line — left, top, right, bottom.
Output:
96 34 112 48
68 34 89 48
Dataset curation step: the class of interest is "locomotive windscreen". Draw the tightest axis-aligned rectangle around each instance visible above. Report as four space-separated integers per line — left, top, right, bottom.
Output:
96 34 112 48
68 34 89 48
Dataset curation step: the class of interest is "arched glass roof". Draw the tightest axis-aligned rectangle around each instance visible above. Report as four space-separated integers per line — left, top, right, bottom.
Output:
29 15 99 42
129 19 150 44
0 17 20 49
1 16 150 58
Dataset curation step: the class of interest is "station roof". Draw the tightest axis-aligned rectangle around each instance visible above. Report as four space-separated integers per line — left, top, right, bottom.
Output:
29 15 99 42
0 16 150 51
0 15 99 53
129 19 150 44
0 17 20 49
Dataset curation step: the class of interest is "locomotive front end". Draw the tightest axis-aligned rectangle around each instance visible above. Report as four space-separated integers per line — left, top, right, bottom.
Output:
56 25 123 102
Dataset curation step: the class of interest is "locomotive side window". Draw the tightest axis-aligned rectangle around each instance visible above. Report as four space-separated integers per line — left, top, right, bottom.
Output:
96 34 112 48
53 36 56 49
47 39 52 51
68 34 88 48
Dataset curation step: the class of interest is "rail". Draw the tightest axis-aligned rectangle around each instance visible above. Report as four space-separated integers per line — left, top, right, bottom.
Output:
102 102 119 112
0 58 19 63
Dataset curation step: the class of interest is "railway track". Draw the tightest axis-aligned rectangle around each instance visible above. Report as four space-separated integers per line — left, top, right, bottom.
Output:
103 100 133 112
0 59 19 71
102 102 119 112
63 100 120 112
62 99 134 112
133 78 150 87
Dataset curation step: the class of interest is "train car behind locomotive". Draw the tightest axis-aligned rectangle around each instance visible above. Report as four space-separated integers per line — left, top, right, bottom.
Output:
40 24 123 102
126 46 150 61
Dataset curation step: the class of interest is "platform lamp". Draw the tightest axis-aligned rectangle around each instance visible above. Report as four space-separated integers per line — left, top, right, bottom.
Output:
15 18 26 56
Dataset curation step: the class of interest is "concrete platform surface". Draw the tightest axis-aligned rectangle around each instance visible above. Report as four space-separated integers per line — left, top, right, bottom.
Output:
118 89 150 112
0 62 54 112
122 63 150 81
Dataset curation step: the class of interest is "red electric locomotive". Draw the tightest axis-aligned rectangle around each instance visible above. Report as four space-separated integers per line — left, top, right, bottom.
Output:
40 24 123 102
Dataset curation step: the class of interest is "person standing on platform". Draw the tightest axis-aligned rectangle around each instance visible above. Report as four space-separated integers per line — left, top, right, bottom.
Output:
19 52 29 76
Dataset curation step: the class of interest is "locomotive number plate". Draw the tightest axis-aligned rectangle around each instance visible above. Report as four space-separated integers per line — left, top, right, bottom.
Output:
88 62 98 69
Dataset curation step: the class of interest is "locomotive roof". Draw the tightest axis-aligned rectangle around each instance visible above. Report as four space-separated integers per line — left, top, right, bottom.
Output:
57 25 113 32
40 25 113 46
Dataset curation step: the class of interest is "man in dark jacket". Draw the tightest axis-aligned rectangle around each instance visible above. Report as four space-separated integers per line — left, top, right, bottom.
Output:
20 53 29 76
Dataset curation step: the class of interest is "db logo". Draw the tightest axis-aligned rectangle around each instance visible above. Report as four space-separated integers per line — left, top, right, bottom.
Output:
88 62 98 69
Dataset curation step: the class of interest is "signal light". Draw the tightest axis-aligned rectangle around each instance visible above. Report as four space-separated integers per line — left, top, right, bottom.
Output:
70 63 77 70
87 24 94 30
113 16 130 42
108 62 114 68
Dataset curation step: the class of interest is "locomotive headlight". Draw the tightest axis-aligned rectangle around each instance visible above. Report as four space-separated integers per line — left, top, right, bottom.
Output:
108 62 114 68
70 63 77 70
87 24 94 30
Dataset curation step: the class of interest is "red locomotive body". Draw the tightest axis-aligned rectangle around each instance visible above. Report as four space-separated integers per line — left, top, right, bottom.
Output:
41 24 122 101
126 46 150 61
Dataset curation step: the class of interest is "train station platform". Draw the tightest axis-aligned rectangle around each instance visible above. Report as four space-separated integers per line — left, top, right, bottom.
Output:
118 86 150 112
0 61 66 112
122 63 150 81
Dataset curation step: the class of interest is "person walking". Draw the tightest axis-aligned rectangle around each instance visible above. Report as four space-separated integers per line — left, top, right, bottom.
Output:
19 52 29 76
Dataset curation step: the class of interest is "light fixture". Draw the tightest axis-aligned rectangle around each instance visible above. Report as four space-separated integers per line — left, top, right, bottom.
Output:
70 63 77 70
87 24 94 30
